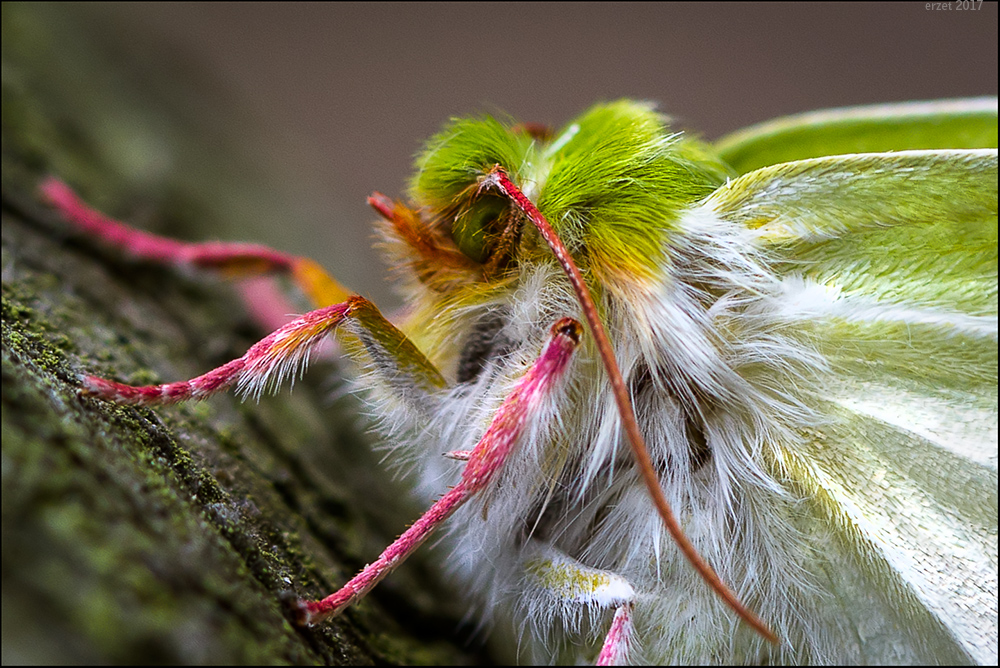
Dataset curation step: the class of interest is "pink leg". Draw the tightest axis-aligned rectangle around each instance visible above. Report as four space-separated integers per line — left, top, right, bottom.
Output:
80 295 446 406
39 178 350 310
295 318 582 624
597 603 634 666
80 301 354 404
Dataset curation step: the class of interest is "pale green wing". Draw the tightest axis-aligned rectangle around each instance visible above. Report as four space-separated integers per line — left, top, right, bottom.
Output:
707 149 998 664
716 98 998 174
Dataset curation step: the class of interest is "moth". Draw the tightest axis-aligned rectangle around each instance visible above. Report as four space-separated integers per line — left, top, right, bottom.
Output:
41 98 997 665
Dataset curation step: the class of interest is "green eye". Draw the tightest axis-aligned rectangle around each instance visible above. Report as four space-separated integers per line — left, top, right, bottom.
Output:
451 197 509 263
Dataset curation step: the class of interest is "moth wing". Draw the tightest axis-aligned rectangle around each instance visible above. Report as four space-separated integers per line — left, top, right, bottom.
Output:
707 149 998 664
715 97 998 174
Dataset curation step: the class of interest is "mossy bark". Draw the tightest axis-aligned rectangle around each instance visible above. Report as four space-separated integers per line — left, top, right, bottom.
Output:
2 5 483 665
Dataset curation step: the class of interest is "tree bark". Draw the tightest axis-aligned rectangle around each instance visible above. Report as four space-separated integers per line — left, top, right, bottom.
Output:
1 5 483 665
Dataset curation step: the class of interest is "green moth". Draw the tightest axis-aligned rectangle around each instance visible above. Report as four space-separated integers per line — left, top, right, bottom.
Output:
44 97 998 664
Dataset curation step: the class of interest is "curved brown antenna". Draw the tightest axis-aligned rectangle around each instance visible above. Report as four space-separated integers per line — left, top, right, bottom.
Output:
480 165 778 644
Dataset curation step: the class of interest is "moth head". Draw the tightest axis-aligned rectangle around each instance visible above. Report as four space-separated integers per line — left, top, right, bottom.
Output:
378 101 731 299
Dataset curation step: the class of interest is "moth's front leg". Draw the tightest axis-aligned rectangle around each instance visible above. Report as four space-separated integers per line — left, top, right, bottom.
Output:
296 319 584 624
74 294 447 415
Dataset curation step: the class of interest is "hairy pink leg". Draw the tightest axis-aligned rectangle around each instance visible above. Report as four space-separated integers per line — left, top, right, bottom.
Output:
597 603 634 666
40 177 296 271
80 300 354 404
295 318 582 624
80 289 444 417
39 178 350 309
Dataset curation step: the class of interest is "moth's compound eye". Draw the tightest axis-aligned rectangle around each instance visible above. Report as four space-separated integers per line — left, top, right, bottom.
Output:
451 196 509 264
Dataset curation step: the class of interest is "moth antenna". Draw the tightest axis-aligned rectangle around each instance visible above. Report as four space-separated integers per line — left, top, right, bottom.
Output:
480 165 779 645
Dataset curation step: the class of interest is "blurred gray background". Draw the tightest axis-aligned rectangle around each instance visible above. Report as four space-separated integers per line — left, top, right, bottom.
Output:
10 2 998 308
